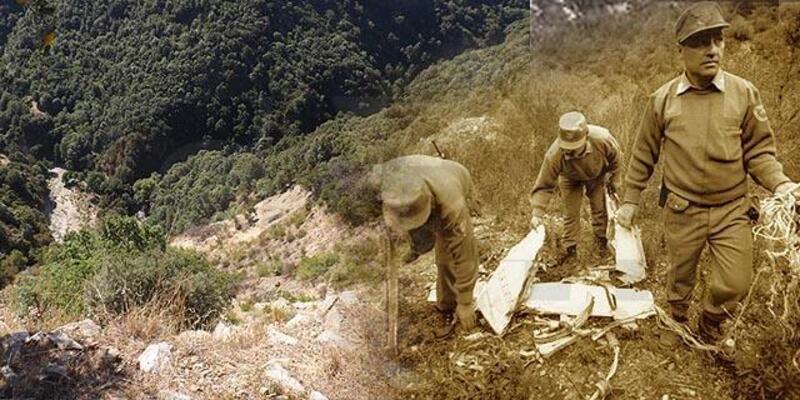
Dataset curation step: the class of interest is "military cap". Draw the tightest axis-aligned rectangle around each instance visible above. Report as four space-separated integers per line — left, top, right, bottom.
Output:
379 170 432 231
675 1 729 44
558 111 588 151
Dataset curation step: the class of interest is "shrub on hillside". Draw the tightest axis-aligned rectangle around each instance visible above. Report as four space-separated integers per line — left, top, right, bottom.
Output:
296 252 340 281
85 248 232 327
326 237 384 288
13 215 233 328
0 249 26 286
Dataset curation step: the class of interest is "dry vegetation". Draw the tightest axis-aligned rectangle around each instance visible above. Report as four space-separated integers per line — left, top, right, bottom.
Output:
367 2 800 399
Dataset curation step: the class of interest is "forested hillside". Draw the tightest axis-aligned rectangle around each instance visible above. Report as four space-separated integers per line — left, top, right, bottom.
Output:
0 0 527 257
0 0 525 174
0 152 50 281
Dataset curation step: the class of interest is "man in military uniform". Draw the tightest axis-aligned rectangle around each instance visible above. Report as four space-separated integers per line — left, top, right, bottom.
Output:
615 2 800 342
373 155 479 330
530 111 621 264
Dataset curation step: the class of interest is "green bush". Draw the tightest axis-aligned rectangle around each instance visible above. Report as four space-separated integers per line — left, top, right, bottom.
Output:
296 252 340 281
270 224 287 239
286 208 308 228
0 249 26 286
256 260 283 278
327 238 384 288
13 215 233 328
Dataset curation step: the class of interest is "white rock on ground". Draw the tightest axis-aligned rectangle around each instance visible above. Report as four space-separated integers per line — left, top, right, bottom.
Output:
212 321 234 341
293 302 312 310
264 361 306 395
316 330 352 350
267 327 298 346
285 314 311 330
323 307 344 331
55 319 100 344
159 390 192 400
139 342 173 373
309 390 329 400
338 290 359 306
271 297 292 310
49 331 84 351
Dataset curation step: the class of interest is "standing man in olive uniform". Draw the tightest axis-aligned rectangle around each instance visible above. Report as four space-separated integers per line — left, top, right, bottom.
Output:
530 111 621 264
616 2 800 342
373 155 479 330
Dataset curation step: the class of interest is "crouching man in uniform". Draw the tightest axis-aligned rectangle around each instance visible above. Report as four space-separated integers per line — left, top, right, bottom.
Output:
529 111 621 265
372 155 479 330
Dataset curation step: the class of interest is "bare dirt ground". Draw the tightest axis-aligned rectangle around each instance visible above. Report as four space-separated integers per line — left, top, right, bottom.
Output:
46 167 98 242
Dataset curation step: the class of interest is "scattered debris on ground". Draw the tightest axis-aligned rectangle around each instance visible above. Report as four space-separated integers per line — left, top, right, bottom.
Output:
476 226 546 335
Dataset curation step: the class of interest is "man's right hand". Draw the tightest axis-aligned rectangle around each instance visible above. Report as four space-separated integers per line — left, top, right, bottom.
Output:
530 215 543 229
615 203 638 229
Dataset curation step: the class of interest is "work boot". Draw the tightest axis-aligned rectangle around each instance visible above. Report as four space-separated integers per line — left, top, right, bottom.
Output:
554 245 577 266
595 236 610 259
699 313 737 364
698 313 724 344
669 304 689 324
431 304 456 339
403 249 420 264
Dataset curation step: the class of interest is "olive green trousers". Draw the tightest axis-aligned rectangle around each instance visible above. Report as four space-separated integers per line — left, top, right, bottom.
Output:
559 176 608 248
664 193 753 321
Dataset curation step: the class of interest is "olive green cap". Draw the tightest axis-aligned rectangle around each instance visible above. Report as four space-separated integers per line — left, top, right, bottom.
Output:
558 111 588 151
379 170 432 232
675 1 729 44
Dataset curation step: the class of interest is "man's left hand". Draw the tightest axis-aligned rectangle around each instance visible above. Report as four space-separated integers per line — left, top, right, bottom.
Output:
775 182 800 204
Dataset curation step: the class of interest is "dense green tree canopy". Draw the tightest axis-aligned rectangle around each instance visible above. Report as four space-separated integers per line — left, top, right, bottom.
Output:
0 0 526 182
0 152 51 266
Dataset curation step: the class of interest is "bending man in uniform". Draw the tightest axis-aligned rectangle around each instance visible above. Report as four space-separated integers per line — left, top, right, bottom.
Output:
373 155 479 330
616 2 800 342
530 111 621 265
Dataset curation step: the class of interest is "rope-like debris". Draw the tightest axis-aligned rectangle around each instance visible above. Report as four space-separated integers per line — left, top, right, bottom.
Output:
654 305 720 353
752 191 800 331
753 191 799 273
588 332 620 400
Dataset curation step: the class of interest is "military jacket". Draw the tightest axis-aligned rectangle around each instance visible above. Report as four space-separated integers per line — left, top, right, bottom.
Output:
624 70 790 206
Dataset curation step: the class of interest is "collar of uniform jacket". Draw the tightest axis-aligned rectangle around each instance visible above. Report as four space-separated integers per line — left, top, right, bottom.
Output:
676 70 726 95
563 141 593 160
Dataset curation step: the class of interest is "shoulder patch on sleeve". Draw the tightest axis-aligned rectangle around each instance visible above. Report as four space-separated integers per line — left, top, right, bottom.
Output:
754 104 768 122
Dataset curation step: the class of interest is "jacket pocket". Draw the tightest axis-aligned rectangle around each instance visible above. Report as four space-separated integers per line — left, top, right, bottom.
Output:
666 192 690 213
707 121 743 162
